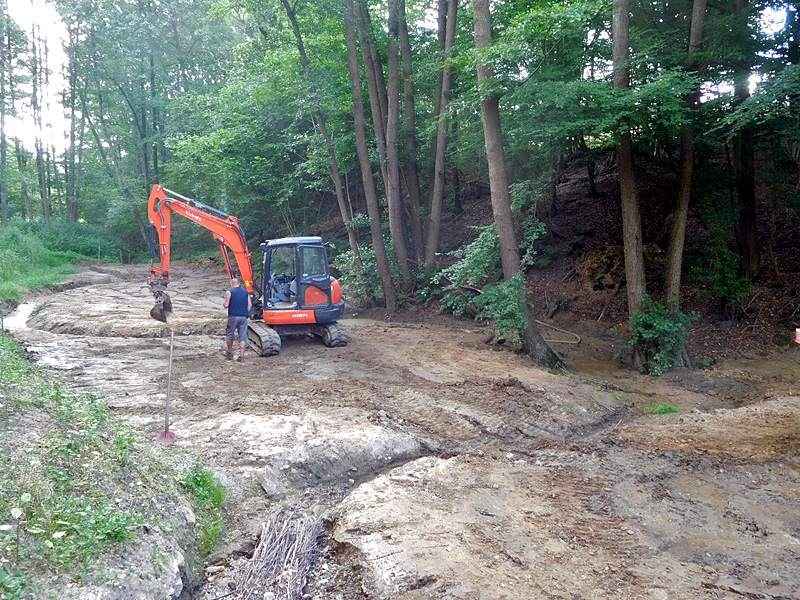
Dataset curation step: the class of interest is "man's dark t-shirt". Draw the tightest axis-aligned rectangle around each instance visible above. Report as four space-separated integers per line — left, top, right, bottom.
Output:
228 287 249 317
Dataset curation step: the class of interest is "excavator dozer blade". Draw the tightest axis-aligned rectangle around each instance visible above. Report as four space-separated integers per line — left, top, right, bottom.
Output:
148 280 174 323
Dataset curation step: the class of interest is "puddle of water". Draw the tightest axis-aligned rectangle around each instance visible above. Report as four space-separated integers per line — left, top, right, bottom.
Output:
3 303 36 331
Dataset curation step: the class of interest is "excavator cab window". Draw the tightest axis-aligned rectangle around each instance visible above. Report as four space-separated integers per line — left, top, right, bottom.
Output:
300 246 328 280
266 245 297 306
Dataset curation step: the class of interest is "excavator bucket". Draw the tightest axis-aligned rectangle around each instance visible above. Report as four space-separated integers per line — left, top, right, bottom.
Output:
148 279 173 323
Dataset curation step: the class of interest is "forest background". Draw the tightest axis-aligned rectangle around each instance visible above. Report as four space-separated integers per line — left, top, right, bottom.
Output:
1 0 799 374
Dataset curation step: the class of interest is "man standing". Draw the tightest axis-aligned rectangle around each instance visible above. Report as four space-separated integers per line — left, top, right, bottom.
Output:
223 278 252 362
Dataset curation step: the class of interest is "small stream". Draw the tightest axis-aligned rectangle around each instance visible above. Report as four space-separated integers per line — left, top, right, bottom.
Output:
3 302 35 332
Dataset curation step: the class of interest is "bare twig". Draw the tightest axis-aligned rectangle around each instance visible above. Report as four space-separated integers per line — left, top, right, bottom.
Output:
234 509 322 600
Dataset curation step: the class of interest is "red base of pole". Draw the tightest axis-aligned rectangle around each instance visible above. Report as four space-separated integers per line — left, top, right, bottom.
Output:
156 430 176 445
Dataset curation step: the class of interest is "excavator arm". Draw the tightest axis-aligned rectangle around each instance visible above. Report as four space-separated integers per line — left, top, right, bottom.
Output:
147 184 257 322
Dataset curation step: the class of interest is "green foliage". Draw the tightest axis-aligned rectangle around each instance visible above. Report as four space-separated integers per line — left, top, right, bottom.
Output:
510 180 548 267
471 274 530 347
719 64 800 137
650 402 681 415
436 224 501 318
334 246 382 309
178 463 225 556
0 226 80 302
0 336 146 593
333 233 403 309
19 221 120 261
431 225 533 346
621 295 697 376
684 230 751 313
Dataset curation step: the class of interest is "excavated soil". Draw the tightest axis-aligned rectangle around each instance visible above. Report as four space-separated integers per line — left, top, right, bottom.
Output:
5 261 800 600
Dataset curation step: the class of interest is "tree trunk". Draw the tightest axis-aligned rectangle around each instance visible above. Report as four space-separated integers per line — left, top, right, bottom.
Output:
50 144 64 219
613 0 646 319
355 1 388 186
31 26 50 227
65 22 79 223
451 120 463 215
346 0 396 309
544 143 560 218
87 89 148 246
359 2 388 128
665 0 706 313
428 0 448 200
386 0 413 291
398 0 424 261
280 0 363 269
14 139 32 220
473 0 561 368
425 0 458 266
732 0 759 280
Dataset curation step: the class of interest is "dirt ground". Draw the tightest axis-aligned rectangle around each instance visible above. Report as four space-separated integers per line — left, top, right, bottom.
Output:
5 261 800 600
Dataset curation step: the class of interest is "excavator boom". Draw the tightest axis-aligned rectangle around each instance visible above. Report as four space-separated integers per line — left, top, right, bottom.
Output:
147 184 256 321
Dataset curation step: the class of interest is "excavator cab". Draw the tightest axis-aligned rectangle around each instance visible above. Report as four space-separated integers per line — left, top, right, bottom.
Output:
261 237 342 314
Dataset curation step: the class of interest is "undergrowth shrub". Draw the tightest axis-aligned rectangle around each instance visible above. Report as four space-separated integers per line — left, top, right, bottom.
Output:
422 180 547 344
471 273 530 346
333 228 402 308
20 221 120 261
617 295 697 376
0 226 80 302
684 229 750 317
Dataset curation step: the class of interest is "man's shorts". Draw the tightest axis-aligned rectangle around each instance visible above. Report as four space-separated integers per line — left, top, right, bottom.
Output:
226 316 248 340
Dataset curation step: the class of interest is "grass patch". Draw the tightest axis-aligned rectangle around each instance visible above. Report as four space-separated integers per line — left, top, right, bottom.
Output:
0 225 81 303
178 463 225 556
650 402 681 414
0 336 145 596
0 335 225 597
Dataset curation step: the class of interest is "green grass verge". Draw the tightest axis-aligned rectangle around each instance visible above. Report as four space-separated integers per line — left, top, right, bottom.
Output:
0 226 82 303
178 463 226 556
0 335 225 598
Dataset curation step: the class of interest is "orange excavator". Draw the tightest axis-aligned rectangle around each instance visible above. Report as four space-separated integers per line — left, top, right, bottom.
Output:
146 184 347 355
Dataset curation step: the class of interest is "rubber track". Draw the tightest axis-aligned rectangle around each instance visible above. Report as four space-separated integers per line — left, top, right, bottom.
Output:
248 321 282 356
323 322 348 347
